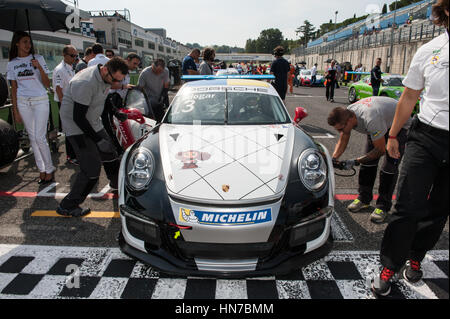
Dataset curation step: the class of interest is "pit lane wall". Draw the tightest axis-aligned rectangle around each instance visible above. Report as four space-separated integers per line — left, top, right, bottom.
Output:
291 20 447 75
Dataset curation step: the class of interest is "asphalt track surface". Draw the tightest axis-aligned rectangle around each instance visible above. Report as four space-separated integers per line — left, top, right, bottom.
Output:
0 85 448 299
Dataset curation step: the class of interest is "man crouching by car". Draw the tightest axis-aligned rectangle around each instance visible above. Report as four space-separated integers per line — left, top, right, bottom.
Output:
328 96 411 223
57 57 128 217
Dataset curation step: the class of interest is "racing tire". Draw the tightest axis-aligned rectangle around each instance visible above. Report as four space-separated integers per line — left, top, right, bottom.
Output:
0 119 20 167
0 74 8 107
348 87 357 103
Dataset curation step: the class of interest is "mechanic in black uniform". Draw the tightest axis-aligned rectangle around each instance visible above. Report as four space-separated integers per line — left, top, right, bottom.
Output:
57 57 128 217
370 58 384 97
270 46 290 101
325 60 337 102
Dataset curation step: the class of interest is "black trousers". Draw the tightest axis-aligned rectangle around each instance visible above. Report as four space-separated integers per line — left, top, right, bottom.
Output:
373 85 380 96
380 118 449 271
59 130 120 210
326 79 335 100
358 129 407 212
273 82 287 100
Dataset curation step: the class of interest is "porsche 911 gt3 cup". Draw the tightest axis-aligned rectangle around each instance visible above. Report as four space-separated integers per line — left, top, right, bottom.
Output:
118 75 335 277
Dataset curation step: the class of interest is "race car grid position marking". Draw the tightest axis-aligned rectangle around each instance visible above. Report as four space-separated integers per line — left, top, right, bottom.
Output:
0 245 447 299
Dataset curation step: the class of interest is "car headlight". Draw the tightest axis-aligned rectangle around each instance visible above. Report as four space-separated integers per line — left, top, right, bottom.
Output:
126 148 155 191
298 149 327 191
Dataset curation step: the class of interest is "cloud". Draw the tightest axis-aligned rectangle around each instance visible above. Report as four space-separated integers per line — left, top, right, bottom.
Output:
79 0 385 47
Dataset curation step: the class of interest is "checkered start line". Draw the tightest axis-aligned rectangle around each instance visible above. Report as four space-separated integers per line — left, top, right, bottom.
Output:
0 245 447 299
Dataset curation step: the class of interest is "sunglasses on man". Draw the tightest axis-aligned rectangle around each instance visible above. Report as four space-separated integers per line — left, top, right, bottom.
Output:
107 68 122 83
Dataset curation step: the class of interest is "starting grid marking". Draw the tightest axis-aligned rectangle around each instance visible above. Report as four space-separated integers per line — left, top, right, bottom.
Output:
0 245 447 299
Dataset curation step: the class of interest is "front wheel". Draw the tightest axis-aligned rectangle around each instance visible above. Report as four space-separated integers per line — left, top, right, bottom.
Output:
348 87 357 103
0 119 20 167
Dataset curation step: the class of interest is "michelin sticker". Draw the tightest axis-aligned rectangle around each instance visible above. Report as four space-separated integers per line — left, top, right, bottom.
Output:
179 208 272 226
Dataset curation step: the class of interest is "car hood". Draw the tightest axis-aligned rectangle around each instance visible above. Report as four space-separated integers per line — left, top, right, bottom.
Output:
159 124 295 202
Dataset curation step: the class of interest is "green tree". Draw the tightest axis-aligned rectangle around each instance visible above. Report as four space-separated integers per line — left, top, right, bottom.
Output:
245 39 257 53
382 4 388 14
295 20 316 46
389 0 422 12
255 28 284 53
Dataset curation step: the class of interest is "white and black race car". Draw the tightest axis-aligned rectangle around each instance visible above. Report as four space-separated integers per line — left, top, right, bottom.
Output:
118 76 335 277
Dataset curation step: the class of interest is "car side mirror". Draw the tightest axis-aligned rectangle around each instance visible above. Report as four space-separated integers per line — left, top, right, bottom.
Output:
294 107 308 124
121 108 145 124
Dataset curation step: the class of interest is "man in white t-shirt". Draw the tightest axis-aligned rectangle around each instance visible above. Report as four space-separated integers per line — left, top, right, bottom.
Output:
311 63 318 85
372 1 449 297
53 45 78 163
87 43 110 67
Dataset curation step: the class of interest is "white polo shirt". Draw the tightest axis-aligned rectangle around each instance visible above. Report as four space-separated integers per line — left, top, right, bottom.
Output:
87 54 109 67
52 60 75 102
403 32 449 131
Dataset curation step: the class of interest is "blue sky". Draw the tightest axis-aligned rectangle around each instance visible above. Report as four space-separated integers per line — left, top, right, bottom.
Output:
79 0 389 47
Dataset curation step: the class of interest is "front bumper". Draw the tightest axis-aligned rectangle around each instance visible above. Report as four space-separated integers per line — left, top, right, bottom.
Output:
119 229 333 278
119 203 334 278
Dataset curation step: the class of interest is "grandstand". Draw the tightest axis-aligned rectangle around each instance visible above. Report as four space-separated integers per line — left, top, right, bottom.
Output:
306 0 433 49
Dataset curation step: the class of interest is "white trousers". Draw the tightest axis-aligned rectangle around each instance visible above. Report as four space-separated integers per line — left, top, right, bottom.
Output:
17 95 55 174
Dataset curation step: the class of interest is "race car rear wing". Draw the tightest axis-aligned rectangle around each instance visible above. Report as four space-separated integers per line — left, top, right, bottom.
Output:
181 75 275 80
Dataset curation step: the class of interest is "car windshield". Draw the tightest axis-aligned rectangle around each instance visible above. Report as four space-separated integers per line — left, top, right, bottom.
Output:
125 88 151 116
384 77 404 87
165 90 290 125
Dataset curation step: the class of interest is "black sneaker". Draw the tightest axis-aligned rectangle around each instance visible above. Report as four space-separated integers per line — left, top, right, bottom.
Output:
371 267 395 297
56 206 91 217
402 260 423 283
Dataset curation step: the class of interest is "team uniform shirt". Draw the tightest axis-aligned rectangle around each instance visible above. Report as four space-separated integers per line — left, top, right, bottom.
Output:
348 96 411 141
403 32 449 131
137 66 169 103
198 61 214 75
371 65 382 87
52 60 75 102
87 54 109 67
326 66 337 81
60 65 111 136
270 57 290 86
182 55 197 75
7 54 50 97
